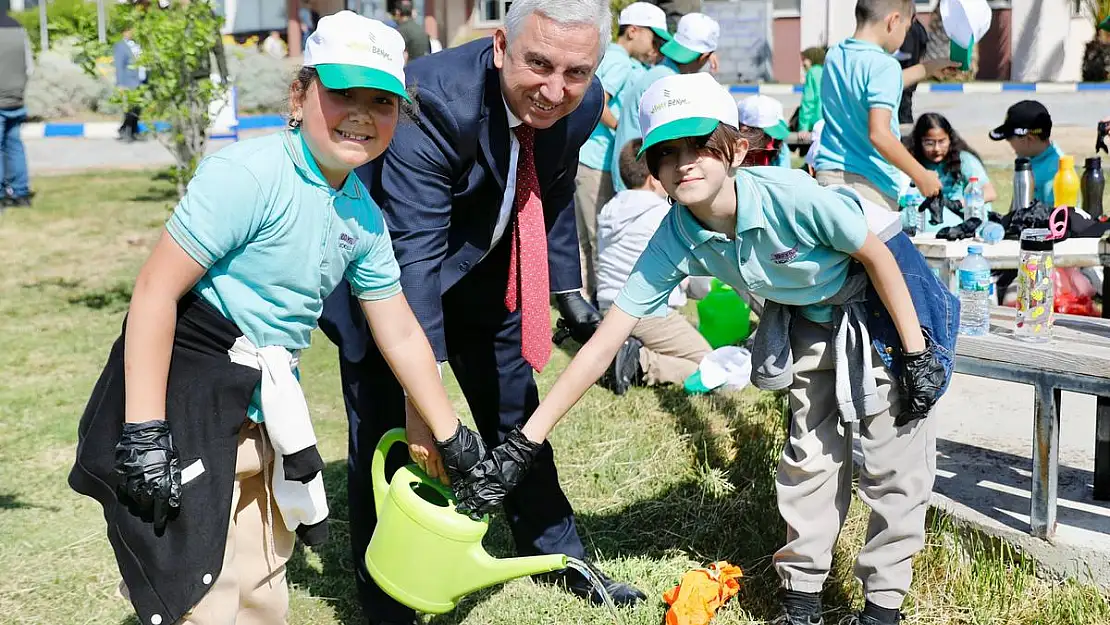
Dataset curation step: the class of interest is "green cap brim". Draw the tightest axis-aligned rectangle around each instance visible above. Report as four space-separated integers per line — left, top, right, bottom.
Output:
650 26 673 42
660 39 701 64
315 63 411 102
764 120 789 140
1101 15 1110 31
948 40 972 72
639 117 720 154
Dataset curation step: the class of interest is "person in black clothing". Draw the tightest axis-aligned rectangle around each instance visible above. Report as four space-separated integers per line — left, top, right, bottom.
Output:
895 18 928 126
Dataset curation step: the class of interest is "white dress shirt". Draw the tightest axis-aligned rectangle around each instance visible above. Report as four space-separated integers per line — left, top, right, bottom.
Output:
490 97 522 250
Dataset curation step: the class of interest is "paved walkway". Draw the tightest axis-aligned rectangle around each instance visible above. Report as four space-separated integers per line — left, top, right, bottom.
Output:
24 90 1110 175
928 374 1110 586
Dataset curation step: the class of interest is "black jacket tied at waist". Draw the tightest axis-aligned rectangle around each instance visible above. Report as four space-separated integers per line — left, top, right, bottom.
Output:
68 293 261 625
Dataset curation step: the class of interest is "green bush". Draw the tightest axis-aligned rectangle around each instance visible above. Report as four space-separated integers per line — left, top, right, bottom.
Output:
24 46 116 120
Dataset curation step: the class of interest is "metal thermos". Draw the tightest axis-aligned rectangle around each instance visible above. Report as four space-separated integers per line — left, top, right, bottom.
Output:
1012 157 1034 212
1081 156 1105 219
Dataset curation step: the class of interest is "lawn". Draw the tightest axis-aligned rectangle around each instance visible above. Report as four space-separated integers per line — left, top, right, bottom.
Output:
1 169 1108 625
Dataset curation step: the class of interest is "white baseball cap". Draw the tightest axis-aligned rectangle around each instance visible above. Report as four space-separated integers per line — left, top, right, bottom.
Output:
638 73 737 154
659 13 719 64
738 95 789 140
304 10 410 102
618 2 672 42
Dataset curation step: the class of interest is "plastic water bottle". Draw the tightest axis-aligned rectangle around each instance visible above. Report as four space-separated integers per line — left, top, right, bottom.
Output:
958 245 992 336
899 183 925 234
964 176 986 237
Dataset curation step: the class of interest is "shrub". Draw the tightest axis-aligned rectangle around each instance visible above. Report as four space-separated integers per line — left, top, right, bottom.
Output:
225 43 296 114
24 45 115 120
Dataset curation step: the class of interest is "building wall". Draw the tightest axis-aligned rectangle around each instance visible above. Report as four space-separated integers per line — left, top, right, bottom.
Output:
1009 0 1088 81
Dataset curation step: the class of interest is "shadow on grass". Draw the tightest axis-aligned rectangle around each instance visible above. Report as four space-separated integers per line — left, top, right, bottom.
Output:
68 284 133 311
132 186 179 203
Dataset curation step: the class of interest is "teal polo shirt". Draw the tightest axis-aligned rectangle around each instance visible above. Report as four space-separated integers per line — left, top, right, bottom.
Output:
614 167 869 324
167 130 402 351
579 43 646 172
922 150 993 232
610 58 680 193
1029 142 1064 206
815 38 904 199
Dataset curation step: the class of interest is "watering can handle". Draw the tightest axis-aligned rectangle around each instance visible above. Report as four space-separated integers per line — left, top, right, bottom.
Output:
372 428 409 516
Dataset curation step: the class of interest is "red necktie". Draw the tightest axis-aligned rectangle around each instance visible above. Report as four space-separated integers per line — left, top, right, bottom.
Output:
505 125 551 372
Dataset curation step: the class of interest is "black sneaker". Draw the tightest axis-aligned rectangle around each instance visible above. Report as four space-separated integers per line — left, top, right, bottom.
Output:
598 336 642 395
844 610 905 625
7 195 31 208
772 612 824 625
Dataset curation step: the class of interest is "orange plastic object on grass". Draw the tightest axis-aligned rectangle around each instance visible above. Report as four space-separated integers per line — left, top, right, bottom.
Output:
662 561 744 625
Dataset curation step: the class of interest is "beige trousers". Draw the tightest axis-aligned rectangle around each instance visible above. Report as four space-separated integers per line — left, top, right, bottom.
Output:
178 422 295 624
816 170 900 212
574 163 615 296
633 310 712 386
773 317 936 610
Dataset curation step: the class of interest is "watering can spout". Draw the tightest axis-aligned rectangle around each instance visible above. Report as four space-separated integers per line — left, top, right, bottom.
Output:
469 550 568 592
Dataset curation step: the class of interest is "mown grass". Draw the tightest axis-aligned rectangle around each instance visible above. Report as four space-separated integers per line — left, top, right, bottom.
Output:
1 169 1107 625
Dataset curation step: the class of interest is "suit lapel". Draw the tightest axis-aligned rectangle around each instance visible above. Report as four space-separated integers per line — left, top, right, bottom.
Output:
479 66 509 192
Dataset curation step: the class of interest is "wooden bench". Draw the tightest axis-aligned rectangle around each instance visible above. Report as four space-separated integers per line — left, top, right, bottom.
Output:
913 236 1103 294
954 306 1110 540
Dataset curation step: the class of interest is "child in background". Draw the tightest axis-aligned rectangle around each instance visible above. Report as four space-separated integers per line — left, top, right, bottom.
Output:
594 138 712 394
737 94 792 168
797 46 825 138
815 0 954 211
68 13 483 625
909 112 997 232
609 12 719 193
989 100 1065 206
575 1 671 298
447 73 958 625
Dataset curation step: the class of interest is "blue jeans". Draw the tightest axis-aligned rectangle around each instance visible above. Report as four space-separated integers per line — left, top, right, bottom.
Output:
0 107 30 198
866 231 961 397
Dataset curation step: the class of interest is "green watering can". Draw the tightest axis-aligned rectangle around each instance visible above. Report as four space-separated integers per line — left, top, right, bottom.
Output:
365 428 568 614
696 279 752 349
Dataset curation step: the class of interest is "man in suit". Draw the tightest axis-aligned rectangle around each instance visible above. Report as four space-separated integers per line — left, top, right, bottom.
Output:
318 0 647 623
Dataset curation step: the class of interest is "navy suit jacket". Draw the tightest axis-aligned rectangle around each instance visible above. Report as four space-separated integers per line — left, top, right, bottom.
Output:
329 38 604 363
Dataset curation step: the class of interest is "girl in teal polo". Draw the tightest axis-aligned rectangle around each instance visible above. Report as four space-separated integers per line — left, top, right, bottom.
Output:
70 12 484 625
909 112 997 232
446 73 958 625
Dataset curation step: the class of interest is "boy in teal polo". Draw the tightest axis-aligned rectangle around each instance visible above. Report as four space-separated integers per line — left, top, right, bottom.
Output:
989 99 1065 206
575 2 671 297
609 11 718 193
814 0 953 211
445 73 955 625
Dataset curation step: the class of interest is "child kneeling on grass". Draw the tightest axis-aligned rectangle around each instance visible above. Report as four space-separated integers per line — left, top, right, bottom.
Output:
444 73 959 625
68 12 485 625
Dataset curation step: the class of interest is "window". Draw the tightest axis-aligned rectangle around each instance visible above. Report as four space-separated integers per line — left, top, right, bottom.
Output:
773 0 801 14
475 0 512 26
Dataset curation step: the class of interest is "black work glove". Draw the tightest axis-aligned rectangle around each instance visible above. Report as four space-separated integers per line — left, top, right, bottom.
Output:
452 426 543 521
1097 121 1109 154
114 421 182 534
554 292 602 344
433 421 488 488
898 342 947 426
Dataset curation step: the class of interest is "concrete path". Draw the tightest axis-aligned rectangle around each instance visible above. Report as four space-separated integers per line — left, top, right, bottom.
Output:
24 90 1110 175
927 374 1110 586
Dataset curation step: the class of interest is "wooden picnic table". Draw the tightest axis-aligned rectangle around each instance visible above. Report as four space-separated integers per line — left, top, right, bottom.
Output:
912 235 1103 293
954 305 1110 541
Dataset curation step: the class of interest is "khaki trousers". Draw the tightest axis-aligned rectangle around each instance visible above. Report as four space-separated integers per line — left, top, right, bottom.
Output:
179 422 295 624
773 317 936 610
816 170 900 212
633 310 712 386
574 163 615 296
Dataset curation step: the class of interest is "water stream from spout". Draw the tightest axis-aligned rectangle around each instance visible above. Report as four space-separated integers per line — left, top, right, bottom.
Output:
563 556 622 624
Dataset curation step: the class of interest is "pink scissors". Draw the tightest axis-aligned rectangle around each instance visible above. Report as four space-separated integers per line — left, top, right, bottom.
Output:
1047 205 1069 240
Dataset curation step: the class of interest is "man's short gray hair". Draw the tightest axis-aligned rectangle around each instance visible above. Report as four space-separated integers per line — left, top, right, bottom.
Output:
504 0 612 60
